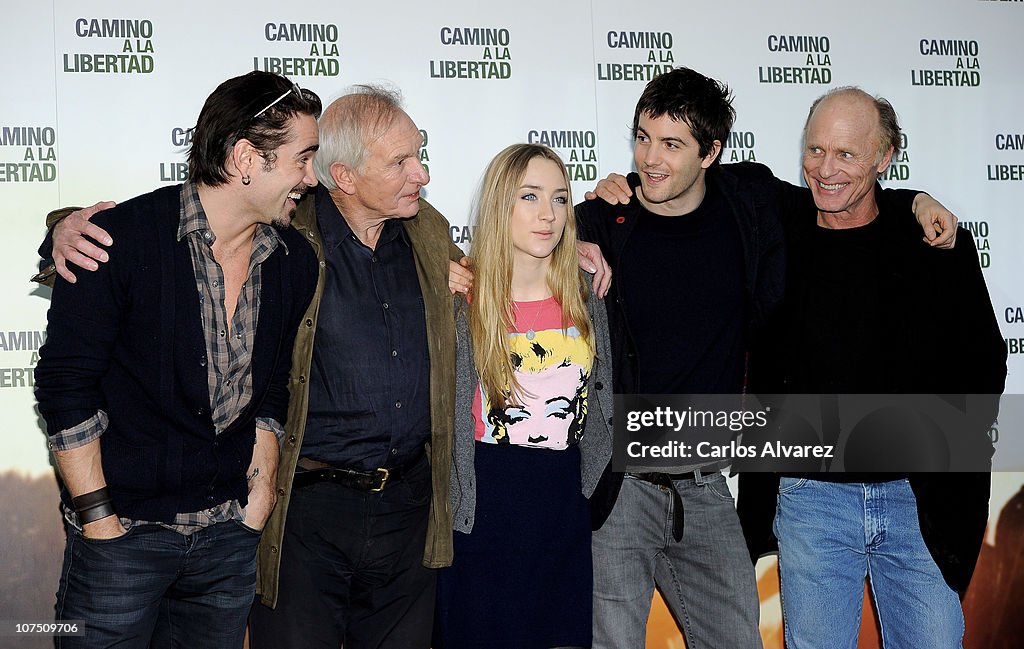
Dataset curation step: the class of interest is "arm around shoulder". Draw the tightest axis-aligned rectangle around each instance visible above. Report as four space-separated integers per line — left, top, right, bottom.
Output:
34 201 117 285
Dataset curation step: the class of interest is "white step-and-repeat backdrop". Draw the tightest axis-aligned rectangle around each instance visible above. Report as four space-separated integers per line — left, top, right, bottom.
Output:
2 1 1021 647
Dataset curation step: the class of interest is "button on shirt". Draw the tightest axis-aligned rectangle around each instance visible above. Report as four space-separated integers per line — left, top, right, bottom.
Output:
301 186 431 472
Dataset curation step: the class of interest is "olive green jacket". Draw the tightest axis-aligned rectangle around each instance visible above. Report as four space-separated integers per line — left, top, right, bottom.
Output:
255 195 461 607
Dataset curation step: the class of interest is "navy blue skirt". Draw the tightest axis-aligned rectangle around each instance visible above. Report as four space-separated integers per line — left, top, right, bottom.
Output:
434 442 592 649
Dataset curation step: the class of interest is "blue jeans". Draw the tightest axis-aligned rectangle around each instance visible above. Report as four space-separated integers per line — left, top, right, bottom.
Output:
591 471 762 649
775 478 965 649
54 520 260 649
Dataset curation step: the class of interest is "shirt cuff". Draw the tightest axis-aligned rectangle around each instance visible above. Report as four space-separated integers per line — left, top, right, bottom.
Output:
49 410 109 451
256 417 286 447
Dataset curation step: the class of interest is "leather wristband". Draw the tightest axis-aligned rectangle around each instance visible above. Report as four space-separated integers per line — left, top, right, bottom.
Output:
73 487 116 524
78 500 116 525
72 486 112 511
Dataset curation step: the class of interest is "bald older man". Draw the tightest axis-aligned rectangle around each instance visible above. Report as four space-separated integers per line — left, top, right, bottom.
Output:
749 87 1006 649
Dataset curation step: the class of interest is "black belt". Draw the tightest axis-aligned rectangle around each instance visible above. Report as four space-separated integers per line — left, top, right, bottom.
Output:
627 470 715 542
630 470 706 486
293 455 423 492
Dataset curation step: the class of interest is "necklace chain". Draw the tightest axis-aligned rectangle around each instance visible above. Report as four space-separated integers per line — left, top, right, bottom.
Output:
514 300 547 341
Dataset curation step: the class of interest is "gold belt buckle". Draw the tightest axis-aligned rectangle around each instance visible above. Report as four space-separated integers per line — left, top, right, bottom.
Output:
372 467 390 492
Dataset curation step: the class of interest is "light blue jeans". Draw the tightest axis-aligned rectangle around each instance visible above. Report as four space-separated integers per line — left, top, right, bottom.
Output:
775 477 964 649
591 471 762 649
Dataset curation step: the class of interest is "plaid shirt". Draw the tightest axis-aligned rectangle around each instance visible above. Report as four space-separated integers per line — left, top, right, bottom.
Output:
55 182 286 534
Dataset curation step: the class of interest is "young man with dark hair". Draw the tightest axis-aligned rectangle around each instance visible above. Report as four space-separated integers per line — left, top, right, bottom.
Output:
630 66 737 164
34 71 321 649
577 66 778 649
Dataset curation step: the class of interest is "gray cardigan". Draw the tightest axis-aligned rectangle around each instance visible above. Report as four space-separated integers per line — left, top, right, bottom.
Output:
449 284 614 533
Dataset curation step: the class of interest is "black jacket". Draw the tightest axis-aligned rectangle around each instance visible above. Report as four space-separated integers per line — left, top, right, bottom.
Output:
737 184 1007 595
575 162 787 528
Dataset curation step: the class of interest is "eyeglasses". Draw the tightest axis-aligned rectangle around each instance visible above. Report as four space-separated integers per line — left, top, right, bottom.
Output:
253 83 304 119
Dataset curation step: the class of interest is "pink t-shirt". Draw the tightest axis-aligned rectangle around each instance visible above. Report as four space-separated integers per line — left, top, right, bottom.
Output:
473 297 593 450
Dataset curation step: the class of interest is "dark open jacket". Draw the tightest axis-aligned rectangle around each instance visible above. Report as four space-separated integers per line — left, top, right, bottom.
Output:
574 162 787 529
738 184 1008 596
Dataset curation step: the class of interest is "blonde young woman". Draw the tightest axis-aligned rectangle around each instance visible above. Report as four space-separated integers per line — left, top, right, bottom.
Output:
434 144 613 649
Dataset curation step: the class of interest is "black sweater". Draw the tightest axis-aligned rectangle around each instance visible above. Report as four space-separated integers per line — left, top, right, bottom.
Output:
35 185 317 522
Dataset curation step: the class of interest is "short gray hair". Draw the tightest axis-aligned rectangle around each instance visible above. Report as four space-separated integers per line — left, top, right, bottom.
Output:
314 84 404 189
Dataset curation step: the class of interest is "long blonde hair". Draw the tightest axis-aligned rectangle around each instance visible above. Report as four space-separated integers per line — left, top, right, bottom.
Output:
469 143 594 409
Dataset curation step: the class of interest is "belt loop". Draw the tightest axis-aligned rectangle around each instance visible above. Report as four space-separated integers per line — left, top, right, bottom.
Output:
693 469 705 486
